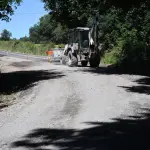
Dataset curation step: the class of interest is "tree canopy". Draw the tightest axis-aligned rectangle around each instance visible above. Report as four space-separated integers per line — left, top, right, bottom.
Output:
0 29 12 40
0 0 22 21
41 0 150 28
29 14 68 44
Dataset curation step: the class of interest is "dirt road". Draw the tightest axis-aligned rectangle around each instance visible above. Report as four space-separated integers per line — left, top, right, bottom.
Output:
0 56 150 150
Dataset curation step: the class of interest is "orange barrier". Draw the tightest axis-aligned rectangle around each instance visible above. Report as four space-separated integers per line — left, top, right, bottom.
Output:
46 50 54 56
46 50 54 62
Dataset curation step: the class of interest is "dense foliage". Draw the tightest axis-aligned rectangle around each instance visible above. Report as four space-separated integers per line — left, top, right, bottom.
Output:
100 3 150 73
42 0 150 27
29 14 68 44
0 0 22 21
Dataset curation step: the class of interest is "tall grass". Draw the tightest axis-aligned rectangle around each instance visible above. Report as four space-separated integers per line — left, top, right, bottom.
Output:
0 41 65 56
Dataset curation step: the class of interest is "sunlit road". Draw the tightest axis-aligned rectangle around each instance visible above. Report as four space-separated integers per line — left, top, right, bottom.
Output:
0 50 62 62
0 56 150 150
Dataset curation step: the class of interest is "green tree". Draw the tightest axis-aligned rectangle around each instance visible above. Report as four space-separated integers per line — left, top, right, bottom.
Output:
29 24 40 43
29 14 68 44
0 29 12 41
19 36 30 42
42 0 149 28
0 0 22 21
52 24 68 43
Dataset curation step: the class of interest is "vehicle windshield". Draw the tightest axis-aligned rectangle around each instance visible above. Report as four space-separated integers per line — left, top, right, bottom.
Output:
68 30 74 45
80 30 89 48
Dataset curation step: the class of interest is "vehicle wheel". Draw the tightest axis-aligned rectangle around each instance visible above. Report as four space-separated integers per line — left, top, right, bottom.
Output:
60 55 68 65
81 61 88 67
67 51 78 67
89 52 100 67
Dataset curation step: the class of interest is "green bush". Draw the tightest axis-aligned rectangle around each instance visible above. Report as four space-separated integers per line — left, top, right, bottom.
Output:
101 3 150 74
55 44 65 48
102 38 124 64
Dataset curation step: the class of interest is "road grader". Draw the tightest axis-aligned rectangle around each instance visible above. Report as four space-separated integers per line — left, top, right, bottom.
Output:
61 14 101 67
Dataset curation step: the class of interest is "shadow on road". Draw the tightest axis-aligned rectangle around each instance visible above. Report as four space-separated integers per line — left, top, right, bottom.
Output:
136 77 150 85
119 85 150 95
77 65 150 77
10 61 34 68
0 103 8 110
11 108 150 150
78 66 150 95
0 70 65 95
0 54 5 57
119 77 150 95
79 66 120 75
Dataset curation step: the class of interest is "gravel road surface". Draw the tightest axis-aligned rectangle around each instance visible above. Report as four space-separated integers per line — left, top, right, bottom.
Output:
0 56 150 150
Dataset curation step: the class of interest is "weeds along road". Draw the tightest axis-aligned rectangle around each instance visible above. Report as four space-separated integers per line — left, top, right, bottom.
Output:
0 56 150 150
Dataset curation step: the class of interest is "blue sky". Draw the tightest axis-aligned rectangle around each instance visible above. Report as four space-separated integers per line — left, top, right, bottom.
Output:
0 0 48 39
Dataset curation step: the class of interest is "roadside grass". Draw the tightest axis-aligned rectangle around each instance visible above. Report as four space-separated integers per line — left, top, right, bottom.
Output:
101 50 118 65
0 40 118 65
0 41 65 56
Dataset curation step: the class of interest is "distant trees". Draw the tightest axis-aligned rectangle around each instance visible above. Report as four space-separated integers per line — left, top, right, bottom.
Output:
29 24 40 44
29 14 68 44
0 29 12 41
19 36 30 42
0 14 68 44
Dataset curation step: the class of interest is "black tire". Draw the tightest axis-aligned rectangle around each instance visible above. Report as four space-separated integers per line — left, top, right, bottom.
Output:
89 52 100 67
67 51 78 67
81 61 88 67
60 55 68 65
